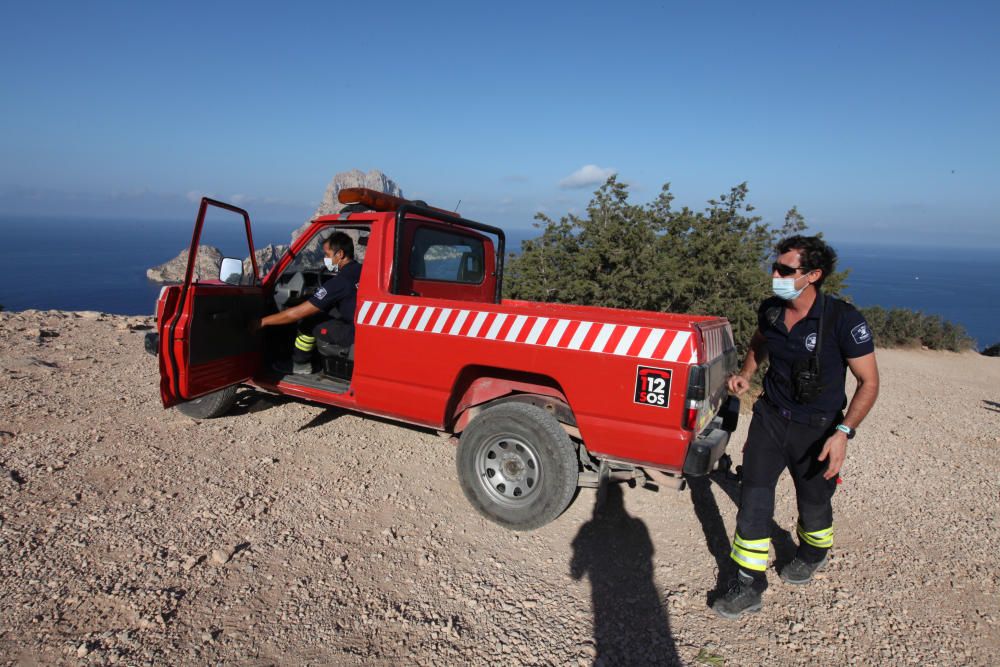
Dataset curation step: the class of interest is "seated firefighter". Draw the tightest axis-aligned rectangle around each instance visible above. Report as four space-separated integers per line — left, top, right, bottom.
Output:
254 231 362 375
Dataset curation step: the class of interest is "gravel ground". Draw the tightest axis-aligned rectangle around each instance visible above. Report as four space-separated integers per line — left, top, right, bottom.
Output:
1 309 997 666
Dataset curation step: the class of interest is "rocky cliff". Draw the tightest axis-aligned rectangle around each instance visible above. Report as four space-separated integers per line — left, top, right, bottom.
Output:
146 246 224 283
290 168 404 242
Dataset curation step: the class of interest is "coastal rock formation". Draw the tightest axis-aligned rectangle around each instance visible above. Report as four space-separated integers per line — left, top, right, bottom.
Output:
288 168 403 266
243 243 289 280
146 246 223 283
291 168 404 242
314 168 404 218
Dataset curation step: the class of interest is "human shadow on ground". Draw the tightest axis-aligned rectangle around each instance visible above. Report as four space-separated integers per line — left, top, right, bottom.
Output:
982 400 1000 413
687 472 796 607
570 482 680 666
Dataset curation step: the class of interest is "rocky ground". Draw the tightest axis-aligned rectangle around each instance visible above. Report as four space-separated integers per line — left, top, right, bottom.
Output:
1 310 997 666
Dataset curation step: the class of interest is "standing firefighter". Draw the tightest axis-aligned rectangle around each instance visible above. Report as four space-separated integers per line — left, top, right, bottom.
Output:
713 235 879 620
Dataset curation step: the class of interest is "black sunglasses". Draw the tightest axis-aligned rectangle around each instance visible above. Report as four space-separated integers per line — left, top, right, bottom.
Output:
772 262 810 277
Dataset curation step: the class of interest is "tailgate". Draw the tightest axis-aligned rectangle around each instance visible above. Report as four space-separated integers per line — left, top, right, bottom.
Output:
688 320 738 432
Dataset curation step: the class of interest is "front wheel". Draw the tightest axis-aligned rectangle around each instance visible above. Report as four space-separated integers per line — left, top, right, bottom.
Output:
456 402 578 531
176 385 239 419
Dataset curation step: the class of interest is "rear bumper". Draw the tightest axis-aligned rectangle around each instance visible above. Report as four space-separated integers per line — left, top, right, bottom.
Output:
682 395 740 476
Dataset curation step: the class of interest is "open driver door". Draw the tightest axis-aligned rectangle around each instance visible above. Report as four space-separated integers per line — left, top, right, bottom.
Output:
158 198 268 408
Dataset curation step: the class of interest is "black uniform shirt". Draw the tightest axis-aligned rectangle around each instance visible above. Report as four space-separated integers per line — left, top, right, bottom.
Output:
308 261 363 323
759 293 875 417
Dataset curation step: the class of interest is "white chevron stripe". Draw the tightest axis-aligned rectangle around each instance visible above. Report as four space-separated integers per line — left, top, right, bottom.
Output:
355 301 703 364
505 315 529 342
370 302 387 326
664 331 691 361
415 307 435 332
432 308 452 333
467 311 488 337
357 301 372 324
383 303 403 328
399 304 419 329
484 313 508 339
568 321 593 350
525 317 549 345
590 323 617 352
449 310 470 335
613 326 640 355
638 329 665 358
545 319 570 347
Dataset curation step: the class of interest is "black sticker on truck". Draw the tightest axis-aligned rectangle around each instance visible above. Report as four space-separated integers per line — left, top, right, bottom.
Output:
634 366 671 408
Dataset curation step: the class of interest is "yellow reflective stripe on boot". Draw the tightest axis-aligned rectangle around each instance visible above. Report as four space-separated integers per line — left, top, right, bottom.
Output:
797 524 833 548
731 533 770 572
294 334 316 352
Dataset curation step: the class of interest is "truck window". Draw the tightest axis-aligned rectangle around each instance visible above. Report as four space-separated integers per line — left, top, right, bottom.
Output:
286 226 370 273
409 227 485 285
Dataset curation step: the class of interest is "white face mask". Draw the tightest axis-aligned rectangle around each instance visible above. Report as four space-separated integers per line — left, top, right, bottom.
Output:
772 276 805 301
323 257 338 272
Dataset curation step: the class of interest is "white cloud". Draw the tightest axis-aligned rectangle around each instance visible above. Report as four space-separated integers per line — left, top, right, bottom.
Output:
558 164 617 189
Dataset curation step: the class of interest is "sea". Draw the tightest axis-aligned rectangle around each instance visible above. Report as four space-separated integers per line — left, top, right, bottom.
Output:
0 217 997 350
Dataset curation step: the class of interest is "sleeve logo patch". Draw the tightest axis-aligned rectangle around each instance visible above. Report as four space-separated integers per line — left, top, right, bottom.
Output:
851 323 872 344
634 366 672 408
314 287 327 300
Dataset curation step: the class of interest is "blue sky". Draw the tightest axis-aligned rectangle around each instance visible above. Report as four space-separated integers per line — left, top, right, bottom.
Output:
1 1 998 247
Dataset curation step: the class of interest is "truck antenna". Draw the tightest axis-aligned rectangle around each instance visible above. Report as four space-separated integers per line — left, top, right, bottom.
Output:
454 199 461 213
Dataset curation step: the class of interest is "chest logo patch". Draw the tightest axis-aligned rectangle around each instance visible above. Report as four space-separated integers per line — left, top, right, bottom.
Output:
851 323 872 344
805 333 817 352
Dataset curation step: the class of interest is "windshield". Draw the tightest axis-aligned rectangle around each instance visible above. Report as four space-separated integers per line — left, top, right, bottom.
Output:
285 225 370 273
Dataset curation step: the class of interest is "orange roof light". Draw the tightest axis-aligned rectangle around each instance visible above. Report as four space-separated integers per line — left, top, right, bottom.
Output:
337 187 455 215
337 187 409 212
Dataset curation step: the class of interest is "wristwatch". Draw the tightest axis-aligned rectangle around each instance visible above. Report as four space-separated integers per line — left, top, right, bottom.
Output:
835 424 856 439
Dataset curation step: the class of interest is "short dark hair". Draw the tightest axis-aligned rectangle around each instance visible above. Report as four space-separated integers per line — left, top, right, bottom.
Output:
323 231 354 259
776 235 837 289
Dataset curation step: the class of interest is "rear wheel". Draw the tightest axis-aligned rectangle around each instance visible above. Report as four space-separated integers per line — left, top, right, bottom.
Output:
176 385 239 419
456 402 578 531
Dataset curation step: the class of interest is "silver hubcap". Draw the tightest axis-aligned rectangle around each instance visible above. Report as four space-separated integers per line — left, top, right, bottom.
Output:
475 434 542 508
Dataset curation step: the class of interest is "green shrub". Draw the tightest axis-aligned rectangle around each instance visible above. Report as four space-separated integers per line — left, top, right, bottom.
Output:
858 306 975 351
505 178 853 358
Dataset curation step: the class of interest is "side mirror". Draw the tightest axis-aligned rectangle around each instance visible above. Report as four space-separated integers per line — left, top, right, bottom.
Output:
219 257 244 286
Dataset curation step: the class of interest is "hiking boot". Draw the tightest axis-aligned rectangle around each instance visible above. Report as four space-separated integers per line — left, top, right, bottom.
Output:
780 555 827 585
712 570 763 620
272 359 316 375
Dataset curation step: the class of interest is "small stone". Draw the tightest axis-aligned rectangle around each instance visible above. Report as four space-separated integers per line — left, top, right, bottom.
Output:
792 623 804 634
77 643 89 658
211 548 232 565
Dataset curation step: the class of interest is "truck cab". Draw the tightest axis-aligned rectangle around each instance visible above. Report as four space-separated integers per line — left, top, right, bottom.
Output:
150 190 739 530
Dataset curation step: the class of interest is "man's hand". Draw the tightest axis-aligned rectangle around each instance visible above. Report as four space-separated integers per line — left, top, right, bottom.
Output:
817 431 848 480
727 373 751 396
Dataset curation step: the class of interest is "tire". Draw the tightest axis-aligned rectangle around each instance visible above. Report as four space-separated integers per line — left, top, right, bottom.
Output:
176 385 239 419
456 402 579 531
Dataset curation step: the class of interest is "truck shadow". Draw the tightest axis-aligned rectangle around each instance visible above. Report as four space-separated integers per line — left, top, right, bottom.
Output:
687 473 796 607
570 482 681 666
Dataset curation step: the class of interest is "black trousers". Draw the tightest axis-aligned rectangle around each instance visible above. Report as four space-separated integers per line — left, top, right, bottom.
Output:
291 315 353 363
733 398 839 587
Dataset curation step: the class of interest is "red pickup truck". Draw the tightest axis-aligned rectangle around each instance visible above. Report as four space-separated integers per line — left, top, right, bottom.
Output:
149 190 739 529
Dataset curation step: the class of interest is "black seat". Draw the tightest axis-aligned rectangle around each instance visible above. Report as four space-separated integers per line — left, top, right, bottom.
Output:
316 339 354 380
